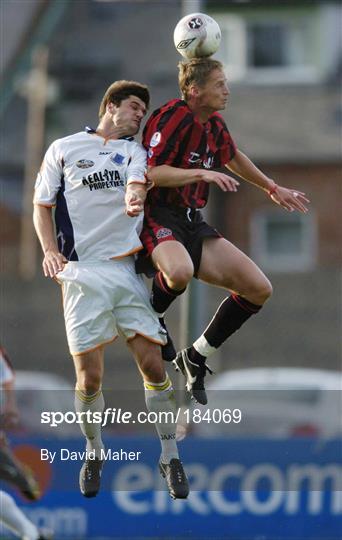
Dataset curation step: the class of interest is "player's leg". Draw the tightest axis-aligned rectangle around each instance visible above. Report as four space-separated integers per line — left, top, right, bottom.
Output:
0 490 42 540
60 263 118 496
139 207 194 314
175 237 272 404
0 435 40 501
127 335 189 499
151 240 194 309
197 236 272 348
138 206 195 360
73 347 105 498
150 241 194 360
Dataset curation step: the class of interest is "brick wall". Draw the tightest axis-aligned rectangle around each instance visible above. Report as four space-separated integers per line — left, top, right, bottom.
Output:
210 162 342 267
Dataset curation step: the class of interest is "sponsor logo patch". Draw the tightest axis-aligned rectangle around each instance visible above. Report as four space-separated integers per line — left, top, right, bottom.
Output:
76 159 94 169
188 151 201 164
150 131 161 147
82 169 123 192
111 153 125 165
156 227 172 240
203 156 214 169
99 151 111 155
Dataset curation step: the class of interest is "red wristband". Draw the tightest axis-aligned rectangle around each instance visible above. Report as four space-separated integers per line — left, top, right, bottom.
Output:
268 183 278 196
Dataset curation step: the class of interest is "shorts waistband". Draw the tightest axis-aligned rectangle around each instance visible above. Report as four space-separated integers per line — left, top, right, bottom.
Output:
166 206 201 222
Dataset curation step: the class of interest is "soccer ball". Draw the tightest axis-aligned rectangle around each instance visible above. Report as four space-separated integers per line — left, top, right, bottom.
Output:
173 12 221 60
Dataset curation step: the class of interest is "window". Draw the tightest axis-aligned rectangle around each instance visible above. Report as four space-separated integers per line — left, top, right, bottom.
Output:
248 23 288 67
250 209 317 272
214 10 321 84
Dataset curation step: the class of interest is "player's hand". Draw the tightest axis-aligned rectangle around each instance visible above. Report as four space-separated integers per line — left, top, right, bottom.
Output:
270 186 310 213
202 170 240 192
43 249 67 278
125 192 144 217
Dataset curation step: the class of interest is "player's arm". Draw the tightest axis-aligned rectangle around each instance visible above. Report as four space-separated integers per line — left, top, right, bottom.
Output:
147 165 239 192
125 182 147 217
33 141 67 277
145 113 238 191
125 143 150 217
227 149 310 213
33 205 67 278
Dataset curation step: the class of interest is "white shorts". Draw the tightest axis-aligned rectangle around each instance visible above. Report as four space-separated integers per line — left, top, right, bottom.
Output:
56 258 167 355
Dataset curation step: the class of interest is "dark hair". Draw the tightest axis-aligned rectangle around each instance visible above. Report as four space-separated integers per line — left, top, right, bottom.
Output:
99 80 150 118
178 58 223 100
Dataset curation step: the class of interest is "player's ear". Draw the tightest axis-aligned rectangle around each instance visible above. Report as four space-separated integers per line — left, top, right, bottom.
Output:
107 101 117 115
189 84 200 99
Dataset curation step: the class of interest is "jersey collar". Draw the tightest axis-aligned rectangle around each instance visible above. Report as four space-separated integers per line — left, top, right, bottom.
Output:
85 126 134 141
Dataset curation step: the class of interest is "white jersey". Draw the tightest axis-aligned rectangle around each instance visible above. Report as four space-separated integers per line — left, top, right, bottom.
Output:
34 129 147 261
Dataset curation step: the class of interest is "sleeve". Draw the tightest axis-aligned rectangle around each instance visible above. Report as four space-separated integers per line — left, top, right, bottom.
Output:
126 143 147 186
33 140 64 207
214 119 237 167
143 107 191 167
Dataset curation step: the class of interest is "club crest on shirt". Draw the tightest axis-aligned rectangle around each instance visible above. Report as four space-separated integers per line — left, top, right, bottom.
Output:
111 153 125 165
156 227 172 239
150 132 161 148
76 159 94 169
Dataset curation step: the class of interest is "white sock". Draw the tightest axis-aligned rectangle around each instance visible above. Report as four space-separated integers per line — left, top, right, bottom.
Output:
144 376 179 463
0 490 39 540
193 335 217 358
74 386 105 459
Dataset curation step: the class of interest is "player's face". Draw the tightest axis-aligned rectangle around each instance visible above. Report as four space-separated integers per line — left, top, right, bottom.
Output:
197 69 230 111
112 96 147 135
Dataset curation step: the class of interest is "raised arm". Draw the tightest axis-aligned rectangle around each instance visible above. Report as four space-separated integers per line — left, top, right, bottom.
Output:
227 149 310 213
147 164 239 192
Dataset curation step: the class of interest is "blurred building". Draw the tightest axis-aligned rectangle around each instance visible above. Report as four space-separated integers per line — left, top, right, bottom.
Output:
0 0 341 382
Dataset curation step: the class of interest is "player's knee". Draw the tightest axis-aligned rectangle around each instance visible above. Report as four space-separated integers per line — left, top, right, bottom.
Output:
140 350 165 383
167 266 193 289
243 277 272 305
254 278 273 304
77 369 102 395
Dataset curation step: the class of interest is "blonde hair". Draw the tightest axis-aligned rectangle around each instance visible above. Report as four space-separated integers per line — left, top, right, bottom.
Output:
178 58 223 101
98 80 150 118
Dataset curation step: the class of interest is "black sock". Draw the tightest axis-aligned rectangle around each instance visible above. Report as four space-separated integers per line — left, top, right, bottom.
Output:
150 272 185 314
203 294 262 349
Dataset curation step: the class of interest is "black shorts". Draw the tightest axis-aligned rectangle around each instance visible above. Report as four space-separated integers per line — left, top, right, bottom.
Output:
136 206 221 278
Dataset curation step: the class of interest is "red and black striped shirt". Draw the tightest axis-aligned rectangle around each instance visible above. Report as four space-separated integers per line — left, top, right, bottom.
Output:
143 99 237 209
